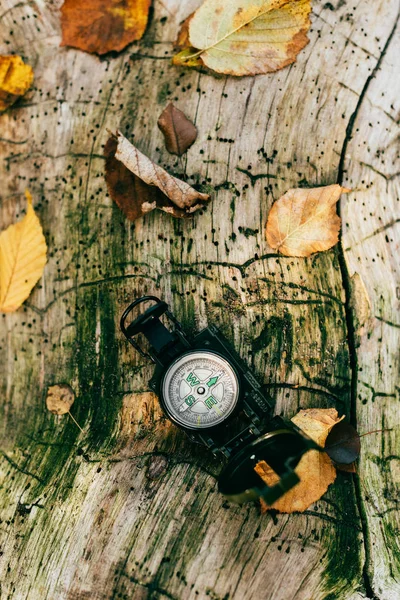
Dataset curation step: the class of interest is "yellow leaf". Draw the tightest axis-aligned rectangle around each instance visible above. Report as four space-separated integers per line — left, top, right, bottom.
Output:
0 191 47 313
173 0 311 76
0 55 34 113
266 184 350 257
256 408 344 513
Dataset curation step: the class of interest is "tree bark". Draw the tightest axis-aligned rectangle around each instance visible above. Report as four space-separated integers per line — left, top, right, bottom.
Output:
0 0 398 599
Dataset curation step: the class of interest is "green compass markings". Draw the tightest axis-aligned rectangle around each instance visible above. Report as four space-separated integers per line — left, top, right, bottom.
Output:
206 371 223 388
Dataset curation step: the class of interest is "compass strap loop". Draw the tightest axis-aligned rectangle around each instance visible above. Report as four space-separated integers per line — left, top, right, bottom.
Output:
121 296 188 364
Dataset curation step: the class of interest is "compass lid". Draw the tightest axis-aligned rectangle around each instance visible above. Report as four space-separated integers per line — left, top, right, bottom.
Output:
218 425 320 505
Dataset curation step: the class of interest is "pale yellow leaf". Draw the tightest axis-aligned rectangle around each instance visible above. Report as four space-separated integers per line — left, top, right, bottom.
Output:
0 191 47 312
256 408 344 513
173 0 311 76
266 184 350 257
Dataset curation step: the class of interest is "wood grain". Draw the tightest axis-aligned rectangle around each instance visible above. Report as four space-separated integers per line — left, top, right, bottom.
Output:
0 0 398 598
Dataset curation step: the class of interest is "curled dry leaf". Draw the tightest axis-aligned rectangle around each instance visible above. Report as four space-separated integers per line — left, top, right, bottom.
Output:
60 0 151 55
0 55 34 112
104 132 210 221
173 0 311 76
255 408 344 513
0 191 47 313
46 384 75 415
325 421 361 465
266 184 350 257
157 103 198 156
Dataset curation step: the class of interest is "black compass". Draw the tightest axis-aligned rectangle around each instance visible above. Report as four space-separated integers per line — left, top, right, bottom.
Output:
121 296 320 505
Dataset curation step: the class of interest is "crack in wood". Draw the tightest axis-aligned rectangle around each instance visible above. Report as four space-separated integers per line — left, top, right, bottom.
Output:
337 9 400 598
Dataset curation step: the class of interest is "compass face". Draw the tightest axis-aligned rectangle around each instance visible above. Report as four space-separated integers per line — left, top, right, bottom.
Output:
161 351 240 430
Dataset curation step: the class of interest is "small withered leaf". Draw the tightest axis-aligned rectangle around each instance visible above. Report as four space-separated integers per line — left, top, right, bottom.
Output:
60 0 151 55
104 134 210 221
325 421 361 465
157 103 198 156
266 184 349 257
46 384 75 416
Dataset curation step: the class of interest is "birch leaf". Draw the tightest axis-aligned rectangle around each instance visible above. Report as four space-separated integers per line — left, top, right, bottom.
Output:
60 0 151 55
266 184 350 257
0 191 47 313
173 0 311 76
113 131 210 212
255 408 344 513
157 103 198 156
0 55 34 112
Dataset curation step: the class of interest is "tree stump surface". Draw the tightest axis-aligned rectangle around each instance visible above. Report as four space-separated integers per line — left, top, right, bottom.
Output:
0 0 399 599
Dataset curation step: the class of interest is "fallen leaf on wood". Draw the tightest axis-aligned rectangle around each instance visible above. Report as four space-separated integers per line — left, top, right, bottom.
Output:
46 384 75 415
60 0 151 55
0 55 34 112
266 184 350 257
173 0 311 76
104 132 210 221
0 191 47 313
325 421 361 465
46 384 84 432
255 408 344 513
157 103 197 156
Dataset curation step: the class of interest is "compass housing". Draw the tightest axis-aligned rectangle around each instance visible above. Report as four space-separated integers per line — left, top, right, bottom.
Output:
160 350 241 431
122 297 322 506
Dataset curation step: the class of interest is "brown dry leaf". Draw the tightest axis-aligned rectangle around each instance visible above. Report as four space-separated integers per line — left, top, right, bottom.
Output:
105 131 210 220
173 0 311 76
46 384 75 415
157 103 198 156
0 191 47 313
0 55 34 112
60 0 151 55
104 135 209 220
256 408 344 513
266 184 350 257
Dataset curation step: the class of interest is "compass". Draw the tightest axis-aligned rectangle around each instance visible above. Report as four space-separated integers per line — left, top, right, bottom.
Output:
161 351 240 430
120 296 320 506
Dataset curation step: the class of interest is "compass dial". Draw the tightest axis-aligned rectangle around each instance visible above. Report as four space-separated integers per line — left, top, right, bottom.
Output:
161 351 240 430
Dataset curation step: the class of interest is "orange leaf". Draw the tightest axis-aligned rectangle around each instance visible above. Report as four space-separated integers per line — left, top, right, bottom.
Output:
0 55 33 113
60 0 151 55
266 184 350 257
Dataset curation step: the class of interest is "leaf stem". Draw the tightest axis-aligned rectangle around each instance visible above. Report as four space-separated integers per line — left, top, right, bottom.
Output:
359 428 393 438
68 411 84 433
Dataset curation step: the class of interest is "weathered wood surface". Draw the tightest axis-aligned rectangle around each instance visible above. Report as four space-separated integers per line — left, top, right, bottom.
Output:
0 0 398 599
